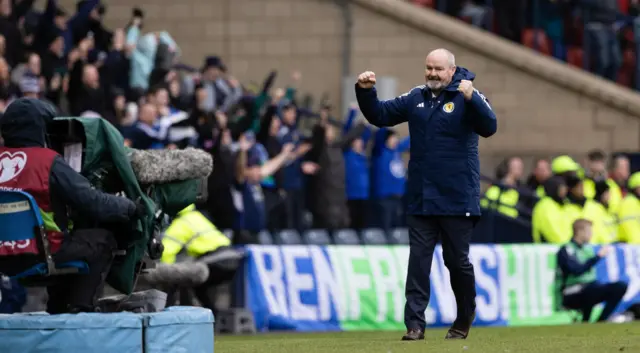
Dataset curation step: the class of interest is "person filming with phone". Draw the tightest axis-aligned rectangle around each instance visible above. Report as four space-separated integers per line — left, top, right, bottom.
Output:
555 219 628 322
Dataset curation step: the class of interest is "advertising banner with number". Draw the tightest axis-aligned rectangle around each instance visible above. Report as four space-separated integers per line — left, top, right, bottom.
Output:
242 244 640 331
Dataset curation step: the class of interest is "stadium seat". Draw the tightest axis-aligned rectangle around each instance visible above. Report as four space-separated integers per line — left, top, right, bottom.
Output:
521 29 551 56
332 229 361 245
410 0 435 8
257 230 274 245
0 190 88 282
275 229 302 245
566 47 584 68
302 229 332 245
619 0 629 14
389 228 410 245
361 228 389 245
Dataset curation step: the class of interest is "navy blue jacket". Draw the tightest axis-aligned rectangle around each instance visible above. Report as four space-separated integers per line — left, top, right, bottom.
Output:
355 67 497 216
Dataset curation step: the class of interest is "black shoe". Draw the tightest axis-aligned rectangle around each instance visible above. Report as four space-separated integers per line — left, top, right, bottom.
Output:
402 329 425 341
445 313 475 340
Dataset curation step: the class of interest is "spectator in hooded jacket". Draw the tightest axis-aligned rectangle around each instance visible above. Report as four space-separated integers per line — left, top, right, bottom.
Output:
343 104 372 230
370 127 409 231
532 176 571 243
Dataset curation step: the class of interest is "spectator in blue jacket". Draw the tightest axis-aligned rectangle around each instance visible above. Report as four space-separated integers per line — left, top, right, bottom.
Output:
343 103 372 230
355 48 497 341
371 127 410 231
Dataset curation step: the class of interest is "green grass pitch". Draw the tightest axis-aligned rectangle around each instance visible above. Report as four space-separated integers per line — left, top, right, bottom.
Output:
215 323 640 353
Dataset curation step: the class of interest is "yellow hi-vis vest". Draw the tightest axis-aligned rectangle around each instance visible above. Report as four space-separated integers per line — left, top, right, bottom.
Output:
161 209 231 264
532 197 571 244
617 194 640 244
480 185 519 218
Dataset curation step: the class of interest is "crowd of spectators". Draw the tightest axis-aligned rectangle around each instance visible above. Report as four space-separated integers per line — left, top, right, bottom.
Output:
0 0 414 242
411 0 640 89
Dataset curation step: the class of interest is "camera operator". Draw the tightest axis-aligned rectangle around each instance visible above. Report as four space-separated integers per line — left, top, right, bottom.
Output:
0 98 143 314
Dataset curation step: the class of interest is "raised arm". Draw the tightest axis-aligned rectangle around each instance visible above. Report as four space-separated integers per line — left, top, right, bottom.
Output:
354 71 411 127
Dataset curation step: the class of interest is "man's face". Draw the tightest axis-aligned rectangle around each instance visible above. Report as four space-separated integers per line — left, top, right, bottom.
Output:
0 0 11 17
155 88 169 108
0 57 9 79
613 157 630 181
425 53 455 91
571 182 584 198
534 160 551 182
50 36 64 56
386 135 398 149
82 65 99 88
508 157 524 180
139 104 157 124
351 138 364 153
28 54 41 76
89 7 101 21
575 225 593 244
557 184 568 199
204 66 221 81
247 166 262 183
588 159 606 175
282 106 297 126
269 117 281 136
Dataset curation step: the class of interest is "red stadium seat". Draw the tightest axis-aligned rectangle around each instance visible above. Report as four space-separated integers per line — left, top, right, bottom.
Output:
566 46 584 68
459 16 472 24
521 29 552 56
410 0 435 8
618 0 629 14
617 49 636 88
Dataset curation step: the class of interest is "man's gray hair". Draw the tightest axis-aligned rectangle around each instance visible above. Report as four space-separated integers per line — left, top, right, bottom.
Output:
428 48 456 67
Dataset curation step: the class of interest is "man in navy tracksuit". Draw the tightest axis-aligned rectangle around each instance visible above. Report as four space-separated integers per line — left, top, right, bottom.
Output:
371 127 410 231
356 48 497 341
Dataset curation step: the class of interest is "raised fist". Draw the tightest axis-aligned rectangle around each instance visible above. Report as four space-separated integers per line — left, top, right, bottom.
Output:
357 71 376 89
457 79 474 101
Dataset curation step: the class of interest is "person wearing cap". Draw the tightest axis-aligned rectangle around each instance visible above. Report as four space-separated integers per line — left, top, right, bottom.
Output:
193 55 242 114
617 172 640 244
532 176 571 243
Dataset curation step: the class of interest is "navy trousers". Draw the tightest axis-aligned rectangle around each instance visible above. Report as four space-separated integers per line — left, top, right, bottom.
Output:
404 215 477 330
563 281 628 322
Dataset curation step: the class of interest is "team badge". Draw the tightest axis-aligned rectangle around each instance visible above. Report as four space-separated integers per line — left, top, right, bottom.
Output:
443 102 455 113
